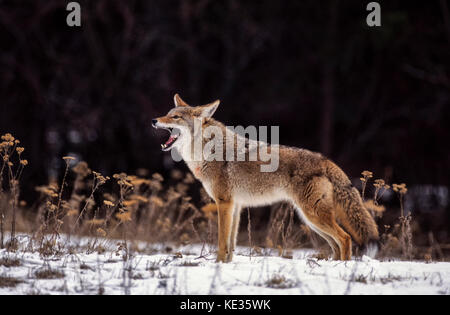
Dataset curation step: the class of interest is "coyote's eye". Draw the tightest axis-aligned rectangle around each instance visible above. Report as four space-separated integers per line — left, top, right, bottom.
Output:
171 115 181 119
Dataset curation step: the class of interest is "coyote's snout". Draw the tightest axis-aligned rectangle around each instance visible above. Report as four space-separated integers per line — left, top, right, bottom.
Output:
153 94 379 262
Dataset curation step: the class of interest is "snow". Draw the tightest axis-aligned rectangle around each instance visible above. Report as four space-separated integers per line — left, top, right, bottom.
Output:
0 235 449 295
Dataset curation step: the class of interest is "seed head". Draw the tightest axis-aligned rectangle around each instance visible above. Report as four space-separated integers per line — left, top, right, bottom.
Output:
152 173 164 181
393 183 408 195
116 210 132 222
374 179 385 188
73 161 91 178
1 133 14 141
96 228 107 237
103 200 114 207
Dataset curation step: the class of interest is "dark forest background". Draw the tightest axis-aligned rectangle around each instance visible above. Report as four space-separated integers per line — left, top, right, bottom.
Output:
0 1 449 241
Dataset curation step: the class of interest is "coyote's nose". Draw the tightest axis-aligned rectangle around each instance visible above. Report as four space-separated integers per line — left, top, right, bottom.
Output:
152 119 158 127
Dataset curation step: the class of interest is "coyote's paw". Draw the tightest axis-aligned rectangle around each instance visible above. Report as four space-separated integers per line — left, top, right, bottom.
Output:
216 250 232 263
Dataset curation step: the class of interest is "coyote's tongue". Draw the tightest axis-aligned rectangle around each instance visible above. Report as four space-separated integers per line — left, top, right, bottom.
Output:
161 133 178 150
165 136 176 146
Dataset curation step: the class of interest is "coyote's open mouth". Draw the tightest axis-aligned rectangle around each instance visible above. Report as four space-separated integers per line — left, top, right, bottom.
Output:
155 126 180 151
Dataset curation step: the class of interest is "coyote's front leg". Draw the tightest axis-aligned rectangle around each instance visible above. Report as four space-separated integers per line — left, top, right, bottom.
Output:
215 199 234 263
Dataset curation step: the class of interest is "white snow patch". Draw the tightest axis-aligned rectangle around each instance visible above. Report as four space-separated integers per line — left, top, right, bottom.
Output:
0 235 449 295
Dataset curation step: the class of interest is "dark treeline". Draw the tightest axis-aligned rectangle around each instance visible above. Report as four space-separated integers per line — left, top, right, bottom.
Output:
0 1 449 203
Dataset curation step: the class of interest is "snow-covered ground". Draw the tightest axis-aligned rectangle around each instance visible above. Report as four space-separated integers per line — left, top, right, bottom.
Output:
0 235 449 295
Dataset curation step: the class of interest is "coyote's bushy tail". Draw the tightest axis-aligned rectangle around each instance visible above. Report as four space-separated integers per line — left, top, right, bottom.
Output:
325 163 379 246
332 185 379 246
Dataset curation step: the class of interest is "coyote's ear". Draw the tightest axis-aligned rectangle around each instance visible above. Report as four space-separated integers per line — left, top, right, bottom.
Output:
198 99 220 118
174 94 189 107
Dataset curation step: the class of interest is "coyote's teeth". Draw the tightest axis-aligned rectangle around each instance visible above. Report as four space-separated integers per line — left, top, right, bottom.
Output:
161 144 165 149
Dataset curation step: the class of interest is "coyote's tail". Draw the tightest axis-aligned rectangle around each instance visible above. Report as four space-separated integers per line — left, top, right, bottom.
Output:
332 184 379 245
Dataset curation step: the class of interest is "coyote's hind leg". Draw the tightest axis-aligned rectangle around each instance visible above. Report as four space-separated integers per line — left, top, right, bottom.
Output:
293 176 352 260
312 227 341 260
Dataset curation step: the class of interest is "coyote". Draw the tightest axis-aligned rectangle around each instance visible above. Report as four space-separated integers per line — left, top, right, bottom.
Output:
152 94 379 262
